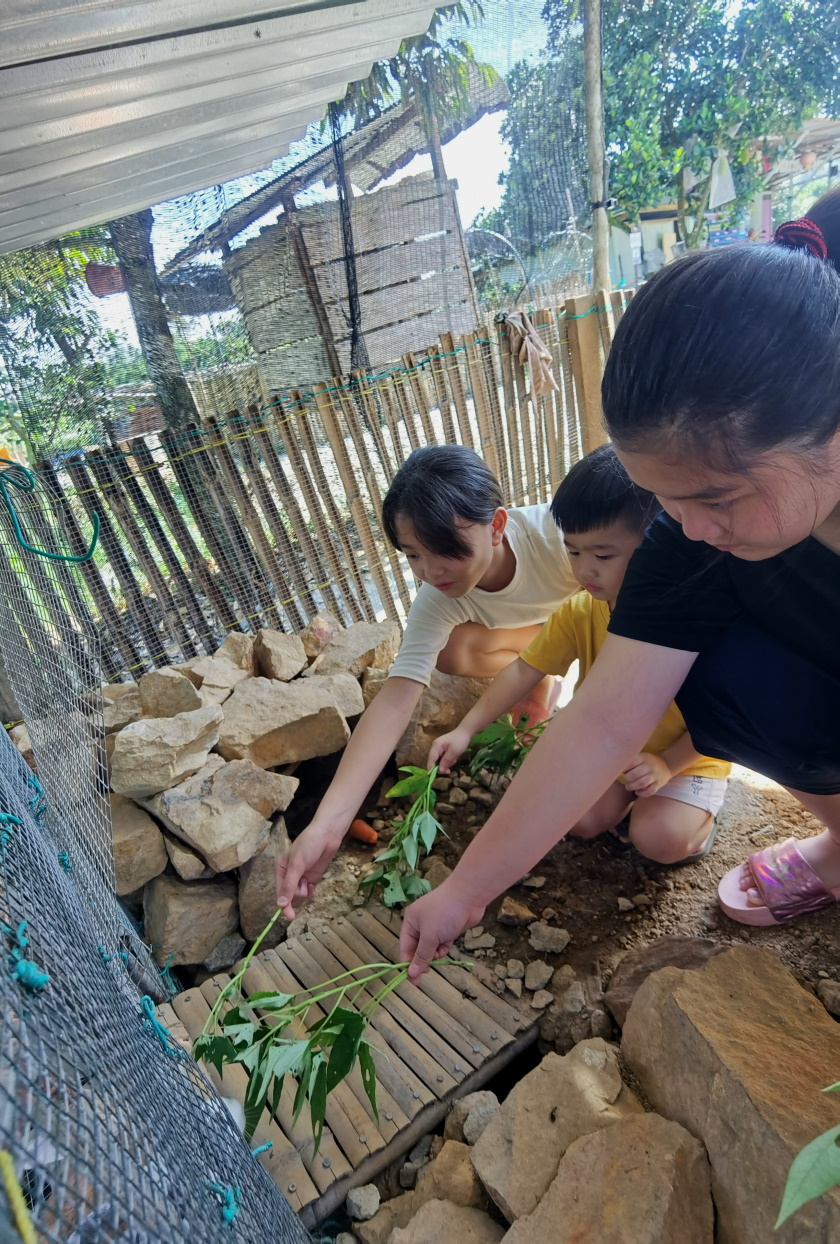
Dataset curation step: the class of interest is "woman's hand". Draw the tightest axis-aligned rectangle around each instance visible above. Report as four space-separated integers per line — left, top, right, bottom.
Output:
275 823 344 920
427 726 472 774
399 877 486 980
623 751 671 798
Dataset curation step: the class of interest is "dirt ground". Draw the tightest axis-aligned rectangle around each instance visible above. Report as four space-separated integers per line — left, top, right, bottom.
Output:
347 764 840 997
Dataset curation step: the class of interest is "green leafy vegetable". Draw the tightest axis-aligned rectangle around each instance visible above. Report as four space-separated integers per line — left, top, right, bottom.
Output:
358 765 445 908
469 713 547 782
776 1081 840 1227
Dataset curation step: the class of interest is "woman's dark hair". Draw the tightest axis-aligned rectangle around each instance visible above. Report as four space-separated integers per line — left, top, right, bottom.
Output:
382 445 503 558
603 187 840 467
550 443 660 535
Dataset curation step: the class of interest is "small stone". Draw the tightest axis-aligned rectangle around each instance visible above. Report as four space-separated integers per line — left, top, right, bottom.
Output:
346 1183 381 1222
424 859 453 890
498 897 537 926
468 788 494 807
298 610 342 661
436 803 454 816
464 928 496 951
505 979 523 998
444 1091 499 1143
507 958 525 980
164 833 213 881
494 964 507 978
372 819 386 831
409 1135 434 1165
528 922 571 956
449 787 468 806
542 907 557 921
631 893 651 908
817 980 840 1017
617 897 634 912
524 960 553 992
589 1008 614 1041
531 990 553 1010
336 1235 356 1244
400 1161 422 1190
433 776 453 792
520 875 546 889
463 1096 500 1145
203 933 246 973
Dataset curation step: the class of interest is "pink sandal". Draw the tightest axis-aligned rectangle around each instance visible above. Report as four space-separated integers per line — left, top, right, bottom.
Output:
718 837 840 926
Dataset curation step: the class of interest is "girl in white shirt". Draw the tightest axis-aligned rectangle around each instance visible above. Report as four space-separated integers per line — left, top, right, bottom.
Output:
276 444 579 917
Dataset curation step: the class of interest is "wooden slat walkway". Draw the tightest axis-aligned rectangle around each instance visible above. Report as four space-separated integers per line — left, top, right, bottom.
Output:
167 907 540 1227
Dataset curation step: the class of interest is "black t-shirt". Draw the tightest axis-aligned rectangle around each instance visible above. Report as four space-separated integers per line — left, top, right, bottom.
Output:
609 512 840 680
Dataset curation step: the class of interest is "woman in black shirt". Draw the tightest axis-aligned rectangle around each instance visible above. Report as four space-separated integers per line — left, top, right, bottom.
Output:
399 195 840 978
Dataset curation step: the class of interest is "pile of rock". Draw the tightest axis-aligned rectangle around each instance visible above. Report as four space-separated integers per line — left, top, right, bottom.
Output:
102 612 400 969
342 946 840 1243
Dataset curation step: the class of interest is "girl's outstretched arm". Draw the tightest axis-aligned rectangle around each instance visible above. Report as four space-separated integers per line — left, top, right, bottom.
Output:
399 634 697 977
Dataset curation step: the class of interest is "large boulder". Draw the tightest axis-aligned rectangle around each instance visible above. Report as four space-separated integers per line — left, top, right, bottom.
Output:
605 936 727 1027
389 1201 503 1244
102 682 141 734
622 946 840 1244
502 1113 714 1244
217 678 350 768
183 654 251 696
215 631 257 673
109 704 223 798
470 1039 642 1223
142 756 298 873
254 630 308 681
298 610 342 661
308 620 400 679
238 820 291 945
110 793 167 894
143 874 238 966
397 671 491 767
138 667 201 718
303 672 364 718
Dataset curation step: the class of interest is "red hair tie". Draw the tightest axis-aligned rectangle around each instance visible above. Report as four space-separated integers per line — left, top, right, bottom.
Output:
773 217 828 261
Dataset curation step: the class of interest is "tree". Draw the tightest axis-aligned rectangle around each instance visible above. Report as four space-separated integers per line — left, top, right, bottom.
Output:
529 0 840 245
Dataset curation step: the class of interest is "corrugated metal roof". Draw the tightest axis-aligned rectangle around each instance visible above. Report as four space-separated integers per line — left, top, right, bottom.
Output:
0 0 437 253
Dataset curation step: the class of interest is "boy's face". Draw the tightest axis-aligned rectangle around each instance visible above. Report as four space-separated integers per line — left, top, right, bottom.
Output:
564 519 644 606
393 512 506 597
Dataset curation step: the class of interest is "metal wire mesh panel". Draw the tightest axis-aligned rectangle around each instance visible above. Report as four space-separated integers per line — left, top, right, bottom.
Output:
0 722 312 1243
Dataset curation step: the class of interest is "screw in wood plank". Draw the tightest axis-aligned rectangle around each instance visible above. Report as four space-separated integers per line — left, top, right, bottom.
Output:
385 1111 394 1121
491 1031 499 1040
454 1064 463 1073
337 918 344 924
358 1134 367 1144
472 1045 480 1054
436 1074 444 1083
287 1183 297 1193
322 1157 331 1168
183 995 191 1001
412 1090 420 1099
305 933 313 940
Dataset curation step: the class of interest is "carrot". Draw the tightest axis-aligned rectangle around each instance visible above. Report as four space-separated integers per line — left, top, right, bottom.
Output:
349 818 379 844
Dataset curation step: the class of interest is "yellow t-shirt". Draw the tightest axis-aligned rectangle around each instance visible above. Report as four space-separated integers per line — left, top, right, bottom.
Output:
521 590 731 781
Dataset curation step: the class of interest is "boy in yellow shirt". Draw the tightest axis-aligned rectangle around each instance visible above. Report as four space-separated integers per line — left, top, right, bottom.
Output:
430 444 731 864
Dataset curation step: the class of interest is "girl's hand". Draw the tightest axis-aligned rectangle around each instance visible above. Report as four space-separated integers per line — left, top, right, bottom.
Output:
623 752 671 798
275 822 344 920
399 878 485 981
428 726 472 774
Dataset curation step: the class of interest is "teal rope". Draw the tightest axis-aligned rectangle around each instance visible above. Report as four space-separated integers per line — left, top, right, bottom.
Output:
0 459 99 563
140 995 186 1060
28 776 46 827
251 1141 272 1159
57 851 72 873
0 812 22 861
204 1181 240 1227
3 920 49 995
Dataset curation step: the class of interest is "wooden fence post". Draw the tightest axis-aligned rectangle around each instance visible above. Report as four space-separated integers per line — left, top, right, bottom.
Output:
565 293 608 454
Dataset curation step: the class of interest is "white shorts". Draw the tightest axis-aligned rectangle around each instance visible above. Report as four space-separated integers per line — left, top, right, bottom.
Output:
655 774 729 816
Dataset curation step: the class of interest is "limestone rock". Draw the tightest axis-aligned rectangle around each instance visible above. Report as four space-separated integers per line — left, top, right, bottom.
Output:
503 1113 714 1244
506 979 522 999
238 820 291 945
497 897 536 926
424 858 452 889
622 946 840 1244
309 619 400 679
9 723 35 770
138 667 201 718
817 978 840 1018
528 922 570 956
449 786 468 806
416 1141 485 1209
530 990 552 1010
464 926 495 952
538 974 591 1054
198 684 232 708
444 1091 499 1143
361 666 389 708
390 1200 504 1244
346 1184 380 1221
143 756 298 873
102 682 141 734
110 793 167 895
397 671 491 768
193 655 251 693
217 678 350 768
507 959 524 980
524 961 552 992
110 704 223 798
470 1039 642 1222
144 874 238 966
164 832 213 881
215 631 257 673
284 853 359 934
303 672 364 718
254 630 307 681
298 610 342 661
605 936 728 1027
463 1097 499 1145
204 933 246 973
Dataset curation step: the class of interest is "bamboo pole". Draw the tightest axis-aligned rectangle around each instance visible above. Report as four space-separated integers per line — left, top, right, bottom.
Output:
583 0 611 294
438 332 474 449
565 294 607 454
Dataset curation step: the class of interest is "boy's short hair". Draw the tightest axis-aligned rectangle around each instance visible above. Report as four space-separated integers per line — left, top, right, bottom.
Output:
550 443 660 535
382 445 503 559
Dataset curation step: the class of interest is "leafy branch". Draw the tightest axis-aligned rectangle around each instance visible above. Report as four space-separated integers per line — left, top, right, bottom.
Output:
358 765 445 908
468 713 547 782
193 908 467 1150
776 1079 840 1228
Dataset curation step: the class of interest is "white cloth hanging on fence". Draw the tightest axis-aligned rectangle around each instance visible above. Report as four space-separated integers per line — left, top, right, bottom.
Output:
500 312 560 399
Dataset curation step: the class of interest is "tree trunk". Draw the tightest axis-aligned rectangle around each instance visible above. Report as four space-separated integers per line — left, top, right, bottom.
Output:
109 210 201 432
418 83 447 182
583 0 611 293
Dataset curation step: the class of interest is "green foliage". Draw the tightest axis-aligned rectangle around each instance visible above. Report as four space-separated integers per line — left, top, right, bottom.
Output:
776 1081 840 1227
468 713 547 782
494 0 840 246
358 765 445 908
194 909 466 1149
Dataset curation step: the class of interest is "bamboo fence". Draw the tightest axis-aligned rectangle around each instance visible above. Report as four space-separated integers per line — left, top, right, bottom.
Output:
3 292 630 691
